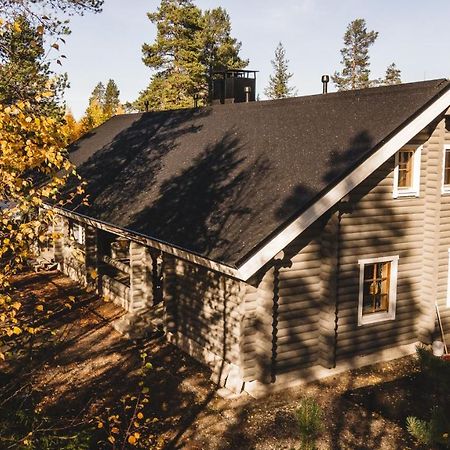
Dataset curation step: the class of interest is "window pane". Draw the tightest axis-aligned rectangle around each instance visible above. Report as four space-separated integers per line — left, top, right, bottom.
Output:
362 261 391 315
444 149 450 186
362 281 371 313
398 151 413 188
364 264 373 280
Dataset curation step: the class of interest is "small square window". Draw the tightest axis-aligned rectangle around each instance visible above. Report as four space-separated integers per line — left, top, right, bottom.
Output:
393 146 421 198
442 146 450 194
358 256 398 326
69 220 85 245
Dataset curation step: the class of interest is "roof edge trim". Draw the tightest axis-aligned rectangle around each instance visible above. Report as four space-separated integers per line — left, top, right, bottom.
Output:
47 206 240 279
236 86 450 281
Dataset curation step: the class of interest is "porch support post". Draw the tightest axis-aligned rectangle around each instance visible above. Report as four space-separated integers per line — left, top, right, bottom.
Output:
129 241 153 313
85 225 99 292
53 214 65 269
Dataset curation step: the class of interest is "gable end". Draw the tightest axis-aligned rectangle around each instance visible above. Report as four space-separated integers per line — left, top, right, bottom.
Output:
237 87 450 280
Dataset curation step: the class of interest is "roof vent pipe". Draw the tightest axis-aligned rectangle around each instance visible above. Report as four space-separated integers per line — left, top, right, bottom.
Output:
244 86 252 103
321 75 330 94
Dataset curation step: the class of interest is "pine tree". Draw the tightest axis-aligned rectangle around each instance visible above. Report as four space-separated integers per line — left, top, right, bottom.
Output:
80 80 123 133
201 7 248 97
0 15 67 117
332 19 378 91
91 82 106 105
137 0 203 111
80 82 106 132
264 42 297 100
103 79 121 119
135 0 247 111
383 62 402 85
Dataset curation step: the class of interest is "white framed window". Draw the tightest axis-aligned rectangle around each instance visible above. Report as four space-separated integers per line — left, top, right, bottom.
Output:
358 255 399 326
393 146 421 198
442 145 450 195
447 249 450 307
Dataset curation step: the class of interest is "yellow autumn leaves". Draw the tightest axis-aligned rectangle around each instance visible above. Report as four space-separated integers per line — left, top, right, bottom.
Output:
0 96 82 349
92 352 153 447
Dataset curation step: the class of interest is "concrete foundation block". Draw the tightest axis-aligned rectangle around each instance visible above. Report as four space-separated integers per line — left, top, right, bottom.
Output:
224 363 245 394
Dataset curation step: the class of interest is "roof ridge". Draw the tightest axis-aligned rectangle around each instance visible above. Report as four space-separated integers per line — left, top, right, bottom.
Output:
108 78 449 117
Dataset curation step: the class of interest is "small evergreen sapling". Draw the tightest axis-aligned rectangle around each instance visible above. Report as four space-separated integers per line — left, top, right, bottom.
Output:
384 63 402 85
296 396 323 450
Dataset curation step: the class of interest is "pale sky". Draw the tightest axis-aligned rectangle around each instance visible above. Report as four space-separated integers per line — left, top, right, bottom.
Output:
57 0 450 119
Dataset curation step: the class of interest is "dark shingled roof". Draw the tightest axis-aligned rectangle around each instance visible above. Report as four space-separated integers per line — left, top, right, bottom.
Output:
67 79 450 267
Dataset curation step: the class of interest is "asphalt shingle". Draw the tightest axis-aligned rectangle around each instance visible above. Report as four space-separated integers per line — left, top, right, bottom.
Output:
66 79 450 266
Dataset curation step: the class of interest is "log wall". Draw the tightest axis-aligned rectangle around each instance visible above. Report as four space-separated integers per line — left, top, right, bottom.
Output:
51 116 450 387
163 255 245 372
240 117 450 382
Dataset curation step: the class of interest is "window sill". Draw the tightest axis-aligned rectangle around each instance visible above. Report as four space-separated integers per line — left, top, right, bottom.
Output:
358 312 396 326
442 187 450 195
393 189 420 199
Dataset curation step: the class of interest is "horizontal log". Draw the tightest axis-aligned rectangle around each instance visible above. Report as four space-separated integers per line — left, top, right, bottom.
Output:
339 248 422 265
280 260 321 273
276 316 319 330
276 332 320 350
275 342 318 359
101 255 131 274
341 212 423 224
336 330 416 351
336 336 416 359
275 355 318 373
288 251 323 265
336 318 417 335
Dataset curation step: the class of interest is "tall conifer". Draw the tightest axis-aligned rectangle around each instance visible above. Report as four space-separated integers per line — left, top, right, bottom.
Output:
80 80 123 133
103 79 121 118
332 19 378 91
136 0 247 111
264 42 297 100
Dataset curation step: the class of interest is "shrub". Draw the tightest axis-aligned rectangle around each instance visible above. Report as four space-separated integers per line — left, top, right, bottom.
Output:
416 345 450 396
296 396 323 450
407 408 450 449
406 347 450 449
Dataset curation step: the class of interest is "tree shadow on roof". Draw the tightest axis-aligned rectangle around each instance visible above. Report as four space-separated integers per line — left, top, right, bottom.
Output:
67 109 210 218
128 130 272 264
274 131 374 226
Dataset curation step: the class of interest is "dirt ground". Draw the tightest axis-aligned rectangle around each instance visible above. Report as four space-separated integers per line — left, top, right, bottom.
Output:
0 270 435 449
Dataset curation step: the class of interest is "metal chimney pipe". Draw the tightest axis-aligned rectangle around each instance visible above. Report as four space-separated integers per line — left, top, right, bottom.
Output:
244 86 251 103
321 75 330 94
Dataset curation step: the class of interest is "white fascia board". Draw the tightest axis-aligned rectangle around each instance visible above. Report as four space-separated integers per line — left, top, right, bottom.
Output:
46 205 240 279
237 88 450 281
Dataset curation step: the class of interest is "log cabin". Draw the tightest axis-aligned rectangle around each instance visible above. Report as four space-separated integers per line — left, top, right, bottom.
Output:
51 76 450 396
